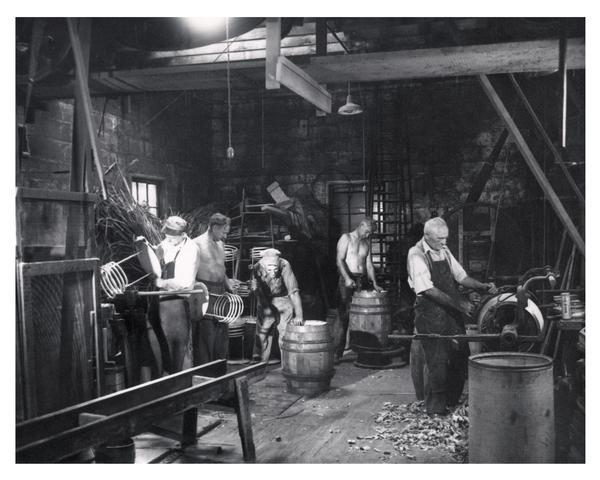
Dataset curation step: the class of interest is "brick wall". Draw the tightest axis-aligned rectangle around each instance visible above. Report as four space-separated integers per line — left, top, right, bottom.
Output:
17 91 213 214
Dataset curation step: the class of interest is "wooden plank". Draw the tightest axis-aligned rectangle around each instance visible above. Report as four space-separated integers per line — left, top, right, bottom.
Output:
305 38 585 82
65 18 107 200
20 258 99 277
265 18 281 89
17 362 266 463
16 187 98 203
17 360 228 447
70 18 92 193
478 74 584 256
234 377 255 462
276 56 332 113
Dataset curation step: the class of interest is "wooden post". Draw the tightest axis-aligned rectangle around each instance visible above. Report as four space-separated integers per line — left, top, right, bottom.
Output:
234 377 255 462
478 74 584 256
265 18 281 90
181 408 198 446
66 18 107 199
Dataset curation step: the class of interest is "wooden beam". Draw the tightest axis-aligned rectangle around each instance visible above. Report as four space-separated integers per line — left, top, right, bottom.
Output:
276 56 332 113
17 360 228 447
478 74 584 256
465 129 509 204
66 18 107 199
306 38 585 83
316 18 327 56
265 18 281 89
16 362 266 462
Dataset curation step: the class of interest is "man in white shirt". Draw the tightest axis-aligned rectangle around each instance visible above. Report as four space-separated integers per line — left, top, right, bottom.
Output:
407 217 497 415
153 216 200 373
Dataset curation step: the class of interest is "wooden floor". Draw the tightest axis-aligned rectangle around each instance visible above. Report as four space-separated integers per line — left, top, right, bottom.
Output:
133 352 455 464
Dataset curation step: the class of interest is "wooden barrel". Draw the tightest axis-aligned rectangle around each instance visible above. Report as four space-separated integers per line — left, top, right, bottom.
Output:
469 352 555 463
349 290 392 350
281 320 335 397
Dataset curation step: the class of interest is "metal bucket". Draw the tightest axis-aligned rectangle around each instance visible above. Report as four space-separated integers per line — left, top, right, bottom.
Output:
468 352 555 463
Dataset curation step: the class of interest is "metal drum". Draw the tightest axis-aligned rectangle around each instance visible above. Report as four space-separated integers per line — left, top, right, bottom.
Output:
469 352 555 463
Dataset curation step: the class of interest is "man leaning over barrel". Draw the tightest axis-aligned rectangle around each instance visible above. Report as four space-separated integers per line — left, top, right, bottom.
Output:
250 248 304 362
335 218 383 363
407 217 497 415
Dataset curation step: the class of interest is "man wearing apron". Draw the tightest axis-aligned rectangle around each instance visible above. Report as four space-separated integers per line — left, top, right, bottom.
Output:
153 216 200 374
193 213 239 365
251 248 304 362
407 217 497 415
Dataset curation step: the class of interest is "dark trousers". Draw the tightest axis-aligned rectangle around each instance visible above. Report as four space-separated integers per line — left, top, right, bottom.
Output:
193 318 229 365
335 274 370 357
411 337 468 413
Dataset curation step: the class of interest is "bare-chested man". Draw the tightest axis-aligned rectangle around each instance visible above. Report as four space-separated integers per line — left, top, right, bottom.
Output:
335 218 383 361
192 213 237 364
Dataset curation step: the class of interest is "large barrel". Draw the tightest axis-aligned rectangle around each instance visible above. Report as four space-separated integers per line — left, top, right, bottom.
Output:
349 290 392 350
469 352 555 463
281 320 335 397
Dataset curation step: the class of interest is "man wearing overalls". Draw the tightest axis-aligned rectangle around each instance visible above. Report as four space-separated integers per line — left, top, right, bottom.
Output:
154 216 200 373
251 248 304 362
407 217 497 415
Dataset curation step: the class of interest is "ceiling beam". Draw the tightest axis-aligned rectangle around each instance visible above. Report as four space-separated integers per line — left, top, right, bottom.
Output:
22 38 585 98
275 56 332 113
304 38 585 82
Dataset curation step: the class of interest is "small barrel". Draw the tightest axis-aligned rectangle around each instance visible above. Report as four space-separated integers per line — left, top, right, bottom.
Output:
281 320 335 397
469 352 555 463
349 290 392 350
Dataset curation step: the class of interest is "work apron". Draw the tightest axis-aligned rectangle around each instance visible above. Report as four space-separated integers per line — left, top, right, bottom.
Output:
411 251 469 414
158 249 193 374
193 279 229 365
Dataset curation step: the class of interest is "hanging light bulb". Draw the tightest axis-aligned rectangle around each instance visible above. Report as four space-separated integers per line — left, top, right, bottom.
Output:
225 17 235 159
338 81 363 116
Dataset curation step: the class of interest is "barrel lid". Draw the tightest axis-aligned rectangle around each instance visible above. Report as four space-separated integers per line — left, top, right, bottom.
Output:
353 290 388 298
287 320 328 329
469 352 553 371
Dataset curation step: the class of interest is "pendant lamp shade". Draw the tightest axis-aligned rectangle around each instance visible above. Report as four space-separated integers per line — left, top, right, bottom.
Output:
338 82 363 115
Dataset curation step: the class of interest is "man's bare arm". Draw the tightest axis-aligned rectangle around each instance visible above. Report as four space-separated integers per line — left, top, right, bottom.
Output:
365 246 382 291
336 234 354 286
289 291 304 325
421 286 474 318
459 276 498 294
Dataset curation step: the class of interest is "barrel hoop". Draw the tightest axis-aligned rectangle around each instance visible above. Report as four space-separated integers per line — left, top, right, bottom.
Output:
282 339 334 346
282 370 335 381
469 352 553 372
280 345 336 353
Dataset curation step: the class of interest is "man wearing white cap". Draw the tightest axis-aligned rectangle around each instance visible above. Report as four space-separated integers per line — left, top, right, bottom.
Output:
153 215 200 373
250 248 304 362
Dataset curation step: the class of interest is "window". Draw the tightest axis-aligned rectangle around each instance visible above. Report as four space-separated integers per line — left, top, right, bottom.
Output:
131 179 159 216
